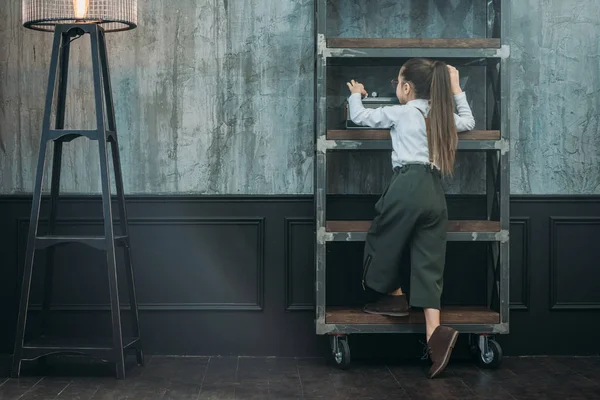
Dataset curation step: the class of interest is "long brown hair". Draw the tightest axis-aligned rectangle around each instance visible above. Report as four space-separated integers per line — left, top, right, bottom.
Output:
401 58 457 175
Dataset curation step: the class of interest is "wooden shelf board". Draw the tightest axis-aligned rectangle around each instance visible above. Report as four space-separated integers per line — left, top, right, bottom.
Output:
327 130 500 141
326 306 499 325
326 38 501 49
326 220 500 233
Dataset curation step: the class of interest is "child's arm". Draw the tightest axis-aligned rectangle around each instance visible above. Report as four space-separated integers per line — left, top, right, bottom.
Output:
453 92 476 132
448 66 476 132
347 94 397 129
346 80 397 129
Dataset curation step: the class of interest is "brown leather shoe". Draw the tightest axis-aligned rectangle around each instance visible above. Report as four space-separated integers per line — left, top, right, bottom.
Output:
426 326 459 378
363 295 409 317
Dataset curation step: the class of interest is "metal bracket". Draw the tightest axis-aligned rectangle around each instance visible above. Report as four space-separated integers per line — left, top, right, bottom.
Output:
316 321 336 335
316 33 327 56
495 229 510 243
316 226 333 244
317 135 337 153
317 33 366 58
494 139 509 155
495 44 510 59
494 322 510 334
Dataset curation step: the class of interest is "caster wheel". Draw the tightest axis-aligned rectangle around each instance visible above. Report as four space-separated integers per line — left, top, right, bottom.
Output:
330 336 351 369
477 339 502 368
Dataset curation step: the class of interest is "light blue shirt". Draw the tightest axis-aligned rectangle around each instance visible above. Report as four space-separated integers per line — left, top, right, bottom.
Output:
347 92 476 169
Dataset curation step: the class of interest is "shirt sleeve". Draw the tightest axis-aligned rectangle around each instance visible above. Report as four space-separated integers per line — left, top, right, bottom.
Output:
453 92 476 132
347 93 399 129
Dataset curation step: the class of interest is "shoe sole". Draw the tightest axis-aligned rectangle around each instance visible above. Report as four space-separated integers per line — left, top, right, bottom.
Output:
363 309 409 317
429 330 459 379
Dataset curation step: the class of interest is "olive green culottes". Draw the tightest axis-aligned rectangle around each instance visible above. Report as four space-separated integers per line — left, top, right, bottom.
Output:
362 163 448 310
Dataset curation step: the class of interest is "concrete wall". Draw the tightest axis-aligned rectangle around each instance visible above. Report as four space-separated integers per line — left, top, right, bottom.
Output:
510 0 600 194
0 0 598 195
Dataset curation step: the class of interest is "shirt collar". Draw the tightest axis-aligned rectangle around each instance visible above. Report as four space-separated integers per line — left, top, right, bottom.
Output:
406 99 429 114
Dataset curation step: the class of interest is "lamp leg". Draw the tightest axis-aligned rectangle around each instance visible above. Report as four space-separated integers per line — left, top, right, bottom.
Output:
98 29 144 367
12 27 63 379
40 34 70 343
91 26 125 380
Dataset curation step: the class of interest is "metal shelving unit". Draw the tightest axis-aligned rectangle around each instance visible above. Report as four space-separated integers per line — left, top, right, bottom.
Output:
314 0 510 369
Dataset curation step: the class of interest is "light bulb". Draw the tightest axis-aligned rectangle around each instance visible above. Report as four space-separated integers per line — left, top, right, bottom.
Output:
73 0 89 19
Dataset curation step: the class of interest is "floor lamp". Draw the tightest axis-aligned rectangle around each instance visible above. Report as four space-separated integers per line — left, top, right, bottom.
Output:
13 0 143 379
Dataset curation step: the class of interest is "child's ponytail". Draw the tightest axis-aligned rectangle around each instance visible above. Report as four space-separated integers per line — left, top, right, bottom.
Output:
428 61 458 175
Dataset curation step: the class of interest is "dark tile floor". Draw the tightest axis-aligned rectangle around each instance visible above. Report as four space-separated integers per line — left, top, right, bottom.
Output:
1 356 600 399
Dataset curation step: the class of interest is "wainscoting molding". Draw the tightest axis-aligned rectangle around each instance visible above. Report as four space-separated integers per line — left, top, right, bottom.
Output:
284 217 314 311
549 217 600 310
15 216 265 312
509 217 530 310
1 195 599 357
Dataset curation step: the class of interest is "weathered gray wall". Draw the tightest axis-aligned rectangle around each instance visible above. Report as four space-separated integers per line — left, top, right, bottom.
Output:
0 0 599 195
510 0 600 194
0 0 314 194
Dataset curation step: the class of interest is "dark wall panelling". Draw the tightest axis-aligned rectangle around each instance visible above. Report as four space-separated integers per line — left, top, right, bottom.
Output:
500 197 600 356
0 196 316 357
325 241 488 307
1 195 600 358
509 218 530 310
17 217 265 312
549 217 600 310
284 218 314 311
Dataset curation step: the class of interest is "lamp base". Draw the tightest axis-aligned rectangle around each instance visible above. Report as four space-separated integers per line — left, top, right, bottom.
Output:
11 24 143 380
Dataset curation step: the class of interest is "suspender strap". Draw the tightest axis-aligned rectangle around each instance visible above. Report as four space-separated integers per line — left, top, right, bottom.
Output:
417 108 435 168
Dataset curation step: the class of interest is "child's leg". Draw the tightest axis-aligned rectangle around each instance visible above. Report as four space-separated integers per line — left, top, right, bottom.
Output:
424 308 440 341
362 168 418 315
409 180 457 378
362 210 417 315
362 172 417 295
409 216 446 326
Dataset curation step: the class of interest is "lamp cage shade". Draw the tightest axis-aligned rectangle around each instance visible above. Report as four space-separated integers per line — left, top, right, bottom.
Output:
22 0 137 32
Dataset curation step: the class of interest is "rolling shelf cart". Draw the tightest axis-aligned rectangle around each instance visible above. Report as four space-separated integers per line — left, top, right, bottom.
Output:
314 0 510 369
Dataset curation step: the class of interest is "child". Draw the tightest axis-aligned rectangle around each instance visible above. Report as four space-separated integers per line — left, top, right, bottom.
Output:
346 58 475 378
